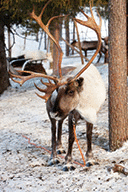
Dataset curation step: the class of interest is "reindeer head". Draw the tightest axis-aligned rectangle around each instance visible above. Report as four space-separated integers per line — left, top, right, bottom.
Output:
48 77 84 120
9 0 102 120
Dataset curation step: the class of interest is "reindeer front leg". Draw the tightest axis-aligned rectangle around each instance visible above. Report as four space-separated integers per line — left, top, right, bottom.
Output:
57 119 66 154
63 110 81 171
65 114 75 163
63 114 75 171
48 118 60 165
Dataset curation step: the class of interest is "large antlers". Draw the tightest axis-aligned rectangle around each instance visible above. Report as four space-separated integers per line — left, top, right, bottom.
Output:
9 1 102 103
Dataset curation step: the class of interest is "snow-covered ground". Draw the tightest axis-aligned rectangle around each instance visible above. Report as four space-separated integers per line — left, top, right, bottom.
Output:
1 7 128 192
1 57 128 191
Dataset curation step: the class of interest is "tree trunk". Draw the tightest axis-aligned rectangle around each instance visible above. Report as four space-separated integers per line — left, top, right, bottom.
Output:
72 21 75 55
44 32 47 50
53 21 60 76
8 27 11 58
127 1 128 76
49 37 53 69
109 0 128 151
65 19 70 56
0 17 10 94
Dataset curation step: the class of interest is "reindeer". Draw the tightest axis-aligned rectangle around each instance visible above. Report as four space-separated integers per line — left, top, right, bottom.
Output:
9 0 106 170
71 39 108 63
102 36 108 63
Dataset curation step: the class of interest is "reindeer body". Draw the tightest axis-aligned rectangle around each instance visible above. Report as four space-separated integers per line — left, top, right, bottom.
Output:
73 64 106 123
46 64 106 167
80 40 99 50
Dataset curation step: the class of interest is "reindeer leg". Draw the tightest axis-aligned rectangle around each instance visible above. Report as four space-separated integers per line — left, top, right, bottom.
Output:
84 50 88 61
57 119 66 154
48 118 60 166
86 122 93 159
97 51 102 63
86 122 98 167
63 110 81 171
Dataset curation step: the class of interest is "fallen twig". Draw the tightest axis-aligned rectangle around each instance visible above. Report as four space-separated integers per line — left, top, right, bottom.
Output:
113 164 128 176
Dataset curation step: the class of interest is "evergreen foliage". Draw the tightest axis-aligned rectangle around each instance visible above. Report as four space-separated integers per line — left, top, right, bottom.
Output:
0 0 109 35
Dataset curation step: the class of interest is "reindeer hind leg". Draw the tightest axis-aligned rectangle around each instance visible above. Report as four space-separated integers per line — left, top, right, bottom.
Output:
86 122 99 167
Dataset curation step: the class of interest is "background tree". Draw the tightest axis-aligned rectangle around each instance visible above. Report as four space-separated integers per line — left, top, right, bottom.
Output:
0 9 10 94
109 0 128 151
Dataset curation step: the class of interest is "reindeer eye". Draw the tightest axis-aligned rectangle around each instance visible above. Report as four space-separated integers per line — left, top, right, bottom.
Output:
68 90 75 96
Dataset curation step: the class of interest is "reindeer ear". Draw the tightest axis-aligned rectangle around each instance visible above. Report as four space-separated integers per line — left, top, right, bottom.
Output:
77 77 84 87
75 77 84 92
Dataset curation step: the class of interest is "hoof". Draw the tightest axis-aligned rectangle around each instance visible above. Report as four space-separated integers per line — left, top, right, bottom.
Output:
86 162 93 167
57 148 66 154
86 160 99 167
86 151 93 160
63 166 69 171
63 163 76 171
70 165 76 171
48 158 60 166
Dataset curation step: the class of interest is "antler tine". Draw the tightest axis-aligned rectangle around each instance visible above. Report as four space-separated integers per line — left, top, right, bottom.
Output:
34 82 46 93
46 14 69 28
39 0 52 19
96 9 102 30
79 1 94 22
79 8 89 19
35 92 49 102
89 0 94 19
34 81 55 102
71 1 102 80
